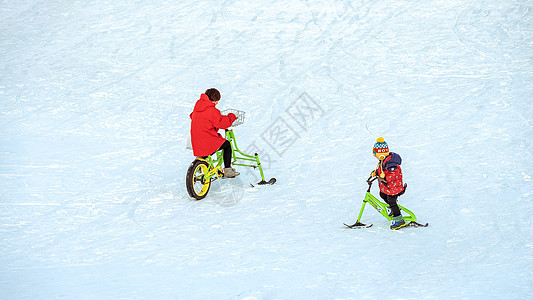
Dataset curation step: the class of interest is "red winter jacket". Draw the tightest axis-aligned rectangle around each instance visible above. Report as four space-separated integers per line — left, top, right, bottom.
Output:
190 94 236 157
375 153 404 196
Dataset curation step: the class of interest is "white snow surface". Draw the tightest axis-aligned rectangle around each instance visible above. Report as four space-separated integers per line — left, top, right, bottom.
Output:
1 0 532 299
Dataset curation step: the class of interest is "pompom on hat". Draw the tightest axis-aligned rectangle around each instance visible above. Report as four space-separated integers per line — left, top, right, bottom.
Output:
373 137 389 160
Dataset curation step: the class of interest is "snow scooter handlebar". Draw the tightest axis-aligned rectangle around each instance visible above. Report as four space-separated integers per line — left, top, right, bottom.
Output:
366 176 377 192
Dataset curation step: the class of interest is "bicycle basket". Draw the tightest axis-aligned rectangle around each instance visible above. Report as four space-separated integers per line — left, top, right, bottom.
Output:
221 109 245 127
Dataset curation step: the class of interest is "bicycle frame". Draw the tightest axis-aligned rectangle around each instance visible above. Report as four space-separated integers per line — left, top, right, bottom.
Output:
198 129 267 183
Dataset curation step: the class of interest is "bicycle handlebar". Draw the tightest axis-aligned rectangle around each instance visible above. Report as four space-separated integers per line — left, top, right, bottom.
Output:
366 176 377 193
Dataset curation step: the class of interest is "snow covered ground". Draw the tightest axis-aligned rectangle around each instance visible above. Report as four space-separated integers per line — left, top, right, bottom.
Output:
1 0 532 299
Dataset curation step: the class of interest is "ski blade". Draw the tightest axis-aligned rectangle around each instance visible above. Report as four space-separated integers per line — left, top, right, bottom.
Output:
406 221 428 227
344 222 373 228
254 178 276 187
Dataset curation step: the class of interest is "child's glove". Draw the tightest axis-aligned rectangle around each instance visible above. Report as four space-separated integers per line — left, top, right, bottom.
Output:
370 170 376 177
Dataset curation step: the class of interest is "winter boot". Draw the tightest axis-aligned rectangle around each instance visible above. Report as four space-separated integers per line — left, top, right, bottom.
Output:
390 215 407 230
388 209 401 218
223 167 240 178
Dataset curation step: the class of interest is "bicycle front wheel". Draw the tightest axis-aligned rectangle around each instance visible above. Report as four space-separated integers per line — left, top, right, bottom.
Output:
186 159 211 200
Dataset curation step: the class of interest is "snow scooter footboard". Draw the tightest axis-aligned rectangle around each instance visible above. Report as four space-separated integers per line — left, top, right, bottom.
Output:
344 177 428 229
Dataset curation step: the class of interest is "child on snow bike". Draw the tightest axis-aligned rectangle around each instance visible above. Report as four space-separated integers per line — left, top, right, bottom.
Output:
370 137 407 229
190 88 240 178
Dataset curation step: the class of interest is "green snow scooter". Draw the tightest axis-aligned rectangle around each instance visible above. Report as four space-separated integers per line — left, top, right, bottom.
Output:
344 176 428 229
186 109 276 200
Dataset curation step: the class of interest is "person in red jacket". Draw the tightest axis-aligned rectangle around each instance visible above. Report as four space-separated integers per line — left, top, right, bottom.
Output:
190 88 239 178
371 137 407 229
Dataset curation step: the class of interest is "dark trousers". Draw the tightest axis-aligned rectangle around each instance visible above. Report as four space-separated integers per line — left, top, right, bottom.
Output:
202 140 232 168
218 140 232 168
380 192 401 217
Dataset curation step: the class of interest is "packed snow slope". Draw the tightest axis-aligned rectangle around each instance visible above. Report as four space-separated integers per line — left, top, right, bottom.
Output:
1 0 532 299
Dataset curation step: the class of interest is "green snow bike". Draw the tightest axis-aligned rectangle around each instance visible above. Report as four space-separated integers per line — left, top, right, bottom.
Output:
344 176 428 229
186 110 276 200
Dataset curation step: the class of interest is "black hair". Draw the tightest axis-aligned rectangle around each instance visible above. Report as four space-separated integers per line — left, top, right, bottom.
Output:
205 88 221 102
